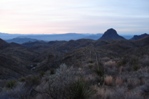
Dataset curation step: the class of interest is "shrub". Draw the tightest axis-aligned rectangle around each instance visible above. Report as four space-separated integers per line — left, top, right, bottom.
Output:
115 77 123 86
104 60 117 67
133 64 139 71
25 75 40 86
19 77 26 82
50 68 55 75
39 71 45 77
129 57 140 71
117 57 128 67
141 55 149 66
94 62 104 77
88 59 94 63
6 80 16 89
36 64 95 99
104 76 113 86
127 78 140 90
69 79 94 99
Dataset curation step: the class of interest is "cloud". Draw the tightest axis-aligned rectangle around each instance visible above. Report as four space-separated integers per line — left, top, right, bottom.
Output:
0 0 149 34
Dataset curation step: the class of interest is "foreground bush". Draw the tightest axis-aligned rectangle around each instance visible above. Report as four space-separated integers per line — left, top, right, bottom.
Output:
36 64 95 99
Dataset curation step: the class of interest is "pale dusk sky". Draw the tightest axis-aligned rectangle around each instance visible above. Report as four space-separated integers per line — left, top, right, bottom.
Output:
0 0 149 34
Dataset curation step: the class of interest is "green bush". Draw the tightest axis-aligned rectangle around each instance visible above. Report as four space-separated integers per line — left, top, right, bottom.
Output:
95 62 104 77
40 71 45 77
129 56 140 71
25 75 40 86
117 57 128 67
6 80 16 89
69 79 94 99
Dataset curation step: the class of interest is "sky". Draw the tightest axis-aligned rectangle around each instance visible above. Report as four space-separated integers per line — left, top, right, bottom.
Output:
0 0 149 34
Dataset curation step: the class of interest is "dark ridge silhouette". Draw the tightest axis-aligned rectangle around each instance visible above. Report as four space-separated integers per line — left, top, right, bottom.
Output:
0 38 9 49
99 28 125 40
134 36 149 46
131 33 149 40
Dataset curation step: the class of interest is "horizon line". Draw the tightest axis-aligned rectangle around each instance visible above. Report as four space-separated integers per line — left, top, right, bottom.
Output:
0 32 144 35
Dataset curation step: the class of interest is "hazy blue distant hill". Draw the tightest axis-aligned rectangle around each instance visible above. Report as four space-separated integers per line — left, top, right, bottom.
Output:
0 33 91 41
7 37 38 44
122 35 133 39
0 32 134 42
85 34 102 40
17 33 91 41
0 32 21 40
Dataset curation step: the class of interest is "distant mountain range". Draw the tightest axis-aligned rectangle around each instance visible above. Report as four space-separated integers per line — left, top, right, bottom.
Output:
0 32 21 40
0 33 99 40
7 37 38 44
1 29 148 44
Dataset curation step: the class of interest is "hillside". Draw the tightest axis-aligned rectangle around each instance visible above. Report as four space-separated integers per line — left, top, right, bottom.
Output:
131 33 149 40
0 38 38 79
0 32 149 99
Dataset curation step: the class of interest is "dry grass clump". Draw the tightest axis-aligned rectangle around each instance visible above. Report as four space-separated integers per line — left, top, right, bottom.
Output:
94 87 127 99
127 77 141 90
94 86 145 99
101 57 110 62
104 75 113 86
115 77 123 86
97 87 113 99
104 60 117 67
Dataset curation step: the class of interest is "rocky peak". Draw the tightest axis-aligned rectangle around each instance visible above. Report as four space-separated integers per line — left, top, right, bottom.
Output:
99 28 125 40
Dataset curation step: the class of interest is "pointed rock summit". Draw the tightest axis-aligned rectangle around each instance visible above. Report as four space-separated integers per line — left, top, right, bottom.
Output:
100 28 125 40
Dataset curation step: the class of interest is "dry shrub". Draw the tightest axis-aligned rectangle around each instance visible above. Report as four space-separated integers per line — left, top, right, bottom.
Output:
141 55 149 66
115 77 123 86
104 76 113 86
101 57 110 62
95 86 144 99
104 60 117 67
35 80 49 92
125 91 144 99
95 87 112 99
95 87 126 99
127 78 141 90
101 88 113 99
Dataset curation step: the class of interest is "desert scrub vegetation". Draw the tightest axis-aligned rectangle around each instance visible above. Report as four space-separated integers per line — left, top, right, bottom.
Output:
35 64 95 99
0 56 149 99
